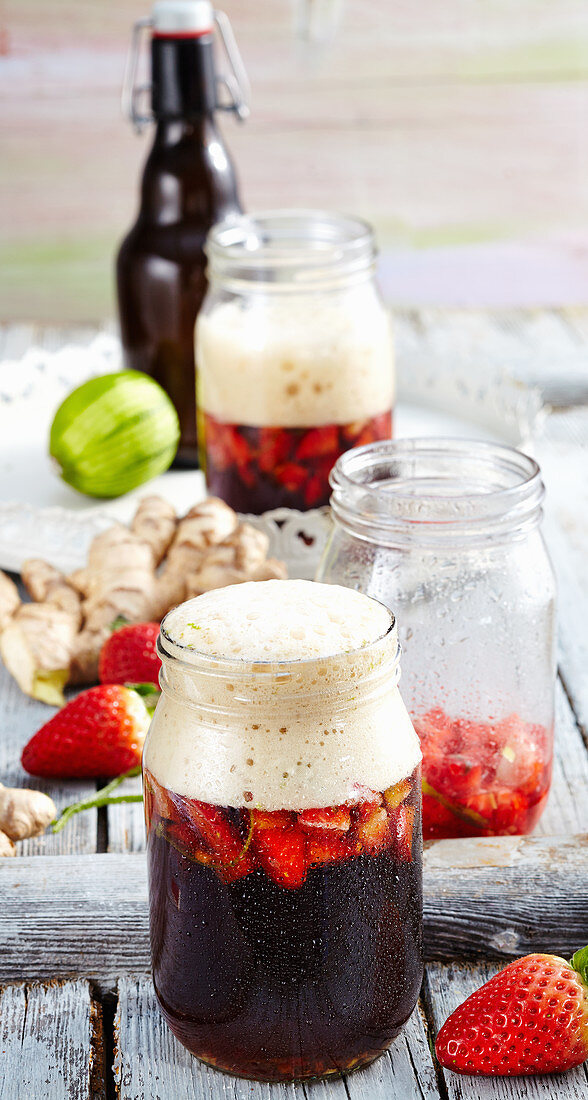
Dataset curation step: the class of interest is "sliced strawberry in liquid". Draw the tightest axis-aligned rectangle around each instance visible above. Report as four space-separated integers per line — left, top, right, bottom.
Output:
298 807 351 832
252 825 306 889
251 809 293 830
390 805 414 862
306 833 360 866
354 803 391 854
185 800 255 880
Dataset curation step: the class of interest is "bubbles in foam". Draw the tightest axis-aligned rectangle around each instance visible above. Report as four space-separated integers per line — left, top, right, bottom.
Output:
196 293 394 428
146 580 421 809
162 580 393 664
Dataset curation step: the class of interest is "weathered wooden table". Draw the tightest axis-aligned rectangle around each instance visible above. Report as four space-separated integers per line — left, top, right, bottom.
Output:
1 311 588 1099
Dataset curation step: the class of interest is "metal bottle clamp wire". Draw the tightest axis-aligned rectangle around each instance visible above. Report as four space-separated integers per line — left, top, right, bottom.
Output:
121 9 251 134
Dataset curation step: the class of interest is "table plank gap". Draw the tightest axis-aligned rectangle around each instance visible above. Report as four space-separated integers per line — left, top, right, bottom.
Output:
423 962 588 1099
107 773 145 854
0 978 101 1100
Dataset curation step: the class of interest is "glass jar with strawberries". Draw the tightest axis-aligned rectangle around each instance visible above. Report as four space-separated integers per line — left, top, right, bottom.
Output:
317 439 557 841
195 211 394 514
143 579 422 1082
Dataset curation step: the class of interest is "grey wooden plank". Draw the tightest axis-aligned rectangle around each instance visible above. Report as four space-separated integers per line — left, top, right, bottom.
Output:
0 853 150 992
0 979 100 1100
114 977 440 1100
2 837 588 989
425 961 588 1099
535 677 588 835
423 831 588 960
0 660 97 855
107 770 145 854
114 976 304 1100
304 1003 439 1100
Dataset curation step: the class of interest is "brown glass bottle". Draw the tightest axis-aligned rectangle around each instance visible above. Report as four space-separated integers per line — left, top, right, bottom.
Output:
116 26 243 467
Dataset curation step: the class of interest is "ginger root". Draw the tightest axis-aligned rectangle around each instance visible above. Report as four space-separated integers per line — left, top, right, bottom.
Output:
131 495 177 565
0 783 57 857
186 523 287 597
0 833 15 857
0 571 20 631
22 559 82 628
0 494 288 700
0 783 56 840
154 497 238 617
0 603 79 706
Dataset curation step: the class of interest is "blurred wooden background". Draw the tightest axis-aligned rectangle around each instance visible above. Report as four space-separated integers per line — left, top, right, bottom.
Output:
2 0 588 320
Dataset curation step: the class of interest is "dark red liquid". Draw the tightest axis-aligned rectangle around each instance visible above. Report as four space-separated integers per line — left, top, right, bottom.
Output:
415 708 552 840
200 410 393 513
145 770 422 1081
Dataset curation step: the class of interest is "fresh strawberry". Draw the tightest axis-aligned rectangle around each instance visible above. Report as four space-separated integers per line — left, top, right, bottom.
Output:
298 806 351 833
306 834 360 866
98 621 161 688
252 825 306 889
21 685 150 779
436 947 588 1076
354 802 390 853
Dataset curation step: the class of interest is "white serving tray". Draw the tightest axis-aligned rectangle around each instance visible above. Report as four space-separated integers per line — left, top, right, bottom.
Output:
0 333 543 575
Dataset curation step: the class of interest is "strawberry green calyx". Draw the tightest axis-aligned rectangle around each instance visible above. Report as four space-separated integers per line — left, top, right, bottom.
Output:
51 767 143 834
109 615 130 633
571 945 588 986
127 683 161 716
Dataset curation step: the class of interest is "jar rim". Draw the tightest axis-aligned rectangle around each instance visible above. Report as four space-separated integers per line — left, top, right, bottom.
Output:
329 437 545 546
157 612 400 714
205 208 377 289
158 609 397 679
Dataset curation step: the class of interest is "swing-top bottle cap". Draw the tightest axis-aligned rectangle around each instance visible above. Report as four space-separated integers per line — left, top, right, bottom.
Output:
151 0 213 37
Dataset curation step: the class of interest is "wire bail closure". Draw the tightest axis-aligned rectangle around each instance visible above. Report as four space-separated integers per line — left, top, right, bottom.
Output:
121 8 250 134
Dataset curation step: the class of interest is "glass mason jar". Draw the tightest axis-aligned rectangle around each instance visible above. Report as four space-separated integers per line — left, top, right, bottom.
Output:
317 439 557 842
143 579 422 1082
195 210 394 514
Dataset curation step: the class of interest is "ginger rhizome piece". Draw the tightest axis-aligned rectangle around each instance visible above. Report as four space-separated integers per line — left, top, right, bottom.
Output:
0 783 56 857
186 523 287 597
0 783 56 840
0 495 287 701
0 832 15 857
0 603 79 706
0 571 20 631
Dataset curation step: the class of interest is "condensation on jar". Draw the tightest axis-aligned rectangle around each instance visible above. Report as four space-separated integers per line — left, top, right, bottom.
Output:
317 439 557 842
195 211 394 514
143 579 422 1083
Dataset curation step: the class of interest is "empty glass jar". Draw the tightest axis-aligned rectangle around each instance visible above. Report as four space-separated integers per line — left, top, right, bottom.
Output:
317 439 557 840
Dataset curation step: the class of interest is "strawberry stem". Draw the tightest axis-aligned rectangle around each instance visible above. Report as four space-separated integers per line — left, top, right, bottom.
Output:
50 766 143 834
570 945 588 984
